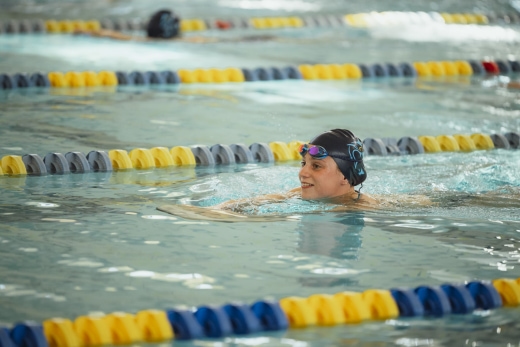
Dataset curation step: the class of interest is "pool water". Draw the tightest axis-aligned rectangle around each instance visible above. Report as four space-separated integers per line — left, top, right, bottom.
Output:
1 0 520 346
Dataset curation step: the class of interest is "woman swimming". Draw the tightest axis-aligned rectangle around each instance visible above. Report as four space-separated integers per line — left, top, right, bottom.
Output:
216 129 378 211
157 129 382 221
74 9 278 43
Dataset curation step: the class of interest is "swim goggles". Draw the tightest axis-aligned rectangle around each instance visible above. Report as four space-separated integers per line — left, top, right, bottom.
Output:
299 144 330 159
299 143 363 162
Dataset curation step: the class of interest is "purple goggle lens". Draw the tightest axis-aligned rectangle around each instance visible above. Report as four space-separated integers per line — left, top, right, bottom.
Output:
299 144 328 159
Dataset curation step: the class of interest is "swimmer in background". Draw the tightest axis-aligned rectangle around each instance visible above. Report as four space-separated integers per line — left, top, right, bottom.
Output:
158 129 418 221
74 9 278 43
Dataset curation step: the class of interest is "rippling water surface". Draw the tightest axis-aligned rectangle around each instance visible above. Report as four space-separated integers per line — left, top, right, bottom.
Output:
1 0 520 346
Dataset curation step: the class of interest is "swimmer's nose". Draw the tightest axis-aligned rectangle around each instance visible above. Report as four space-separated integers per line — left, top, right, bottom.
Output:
299 164 309 179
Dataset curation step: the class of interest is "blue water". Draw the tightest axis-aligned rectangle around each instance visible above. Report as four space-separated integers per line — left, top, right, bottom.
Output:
2 0 520 346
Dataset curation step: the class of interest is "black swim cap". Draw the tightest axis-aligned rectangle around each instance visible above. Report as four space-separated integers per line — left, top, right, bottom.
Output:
146 10 181 39
310 129 367 186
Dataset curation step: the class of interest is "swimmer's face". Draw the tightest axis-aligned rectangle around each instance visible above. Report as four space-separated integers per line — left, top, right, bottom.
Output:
299 153 351 200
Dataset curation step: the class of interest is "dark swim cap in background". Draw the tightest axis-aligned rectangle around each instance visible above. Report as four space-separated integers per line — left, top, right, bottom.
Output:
310 129 367 186
146 10 181 39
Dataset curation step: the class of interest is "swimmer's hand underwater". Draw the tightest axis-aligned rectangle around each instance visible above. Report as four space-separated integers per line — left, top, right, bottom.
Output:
156 204 301 223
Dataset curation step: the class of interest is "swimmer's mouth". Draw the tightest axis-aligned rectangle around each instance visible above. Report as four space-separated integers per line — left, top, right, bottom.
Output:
301 183 313 188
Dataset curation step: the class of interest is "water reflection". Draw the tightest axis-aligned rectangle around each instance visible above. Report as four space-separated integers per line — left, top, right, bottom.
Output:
297 213 364 259
296 212 365 288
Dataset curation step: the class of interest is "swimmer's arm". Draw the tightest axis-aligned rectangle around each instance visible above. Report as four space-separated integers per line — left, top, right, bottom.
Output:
177 34 277 44
73 29 145 41
157 204 291 222
361 194 435 210
399 194 434 206
177 36 220 43
214 187 301 210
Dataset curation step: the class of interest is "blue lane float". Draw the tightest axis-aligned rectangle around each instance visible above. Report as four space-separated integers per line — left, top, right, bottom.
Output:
0 74 17 89
270 67 288 80
399 62 418 77
495 59 511 74
358 64 374 78
10 322 48 347
128 71 148 85
371 64 388 77
251 300 289 331
222 303 262 335
241 68 258 82
160 70 181 84
166 309 205 340
390 288 425 317
145 71 166 85
0 19 46 34
440 284 476 314
0 328 15 347
30 73 51 87
115 71 131 85
194 305 233 338
13 74 34 88
254 67 273 81
414 286 452 317
468 60 485 75
509 59 520 72
385 63 402 77
283 66 303 79
466 281 502 310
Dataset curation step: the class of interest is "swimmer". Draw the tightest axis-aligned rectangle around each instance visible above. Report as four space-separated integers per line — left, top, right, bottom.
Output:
218 129 377 210
158 129 385 221
74 9 278 43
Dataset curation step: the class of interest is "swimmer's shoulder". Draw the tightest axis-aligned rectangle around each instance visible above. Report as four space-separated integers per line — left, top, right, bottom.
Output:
373 193 435 207
358 192 378 205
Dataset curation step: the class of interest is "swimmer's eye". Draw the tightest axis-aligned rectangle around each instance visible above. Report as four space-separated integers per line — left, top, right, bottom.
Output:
300 161 305 167
312 163 321 169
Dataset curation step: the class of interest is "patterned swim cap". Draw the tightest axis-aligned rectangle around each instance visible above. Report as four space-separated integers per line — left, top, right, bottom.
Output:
310 129 367 186
146 10 181 39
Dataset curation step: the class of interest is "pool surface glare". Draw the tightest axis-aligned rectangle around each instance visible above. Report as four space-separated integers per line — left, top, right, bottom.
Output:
1 0 520 346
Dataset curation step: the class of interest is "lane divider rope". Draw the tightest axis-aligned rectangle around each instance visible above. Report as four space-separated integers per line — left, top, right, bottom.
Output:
0 132 518 177
1 58 519 90
0 278 519 346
